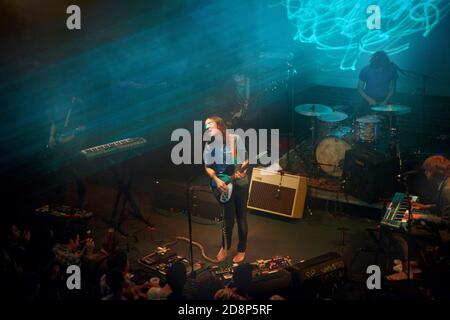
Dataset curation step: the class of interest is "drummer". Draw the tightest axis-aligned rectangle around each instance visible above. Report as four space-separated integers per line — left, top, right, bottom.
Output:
357 51 398 117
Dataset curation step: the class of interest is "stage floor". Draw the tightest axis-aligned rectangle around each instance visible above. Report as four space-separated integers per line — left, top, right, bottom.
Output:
57 177 380 289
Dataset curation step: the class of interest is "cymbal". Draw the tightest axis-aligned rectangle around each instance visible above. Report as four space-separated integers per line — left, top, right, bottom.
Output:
318 111 348 122
295 104 332 117
371 104 411 115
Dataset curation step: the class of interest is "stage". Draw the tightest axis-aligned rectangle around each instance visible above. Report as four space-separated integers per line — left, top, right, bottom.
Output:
2 0 450 302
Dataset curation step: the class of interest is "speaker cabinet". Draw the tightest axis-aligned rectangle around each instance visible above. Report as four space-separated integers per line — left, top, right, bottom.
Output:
190 185 222 221
247 168 307 219
342 144 399 203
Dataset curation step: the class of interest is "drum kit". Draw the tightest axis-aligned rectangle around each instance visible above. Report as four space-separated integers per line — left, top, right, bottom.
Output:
294 103 411 179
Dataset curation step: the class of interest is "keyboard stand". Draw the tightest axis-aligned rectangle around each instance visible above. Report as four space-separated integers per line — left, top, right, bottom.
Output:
108 157 155 236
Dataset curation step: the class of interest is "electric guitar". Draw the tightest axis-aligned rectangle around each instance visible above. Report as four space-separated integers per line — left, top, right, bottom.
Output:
210 151 267 204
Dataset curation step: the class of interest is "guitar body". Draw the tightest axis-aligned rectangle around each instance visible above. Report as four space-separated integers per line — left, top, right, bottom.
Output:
209 151 267 205
210 173 234 204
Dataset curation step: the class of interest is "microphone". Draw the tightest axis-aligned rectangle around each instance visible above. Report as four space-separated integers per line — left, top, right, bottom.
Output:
396 170 418 181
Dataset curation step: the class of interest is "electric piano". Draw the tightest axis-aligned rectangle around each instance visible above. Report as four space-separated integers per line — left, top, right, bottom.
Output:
80 137 146 160
381 192 427 230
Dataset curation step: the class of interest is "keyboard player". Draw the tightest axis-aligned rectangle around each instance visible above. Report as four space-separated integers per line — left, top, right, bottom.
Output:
387 155 450 281
47 94 88 210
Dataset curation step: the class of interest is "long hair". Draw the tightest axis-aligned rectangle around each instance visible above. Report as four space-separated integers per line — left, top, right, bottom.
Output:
206 116 227 142
370 51 391 69
423 155 450 180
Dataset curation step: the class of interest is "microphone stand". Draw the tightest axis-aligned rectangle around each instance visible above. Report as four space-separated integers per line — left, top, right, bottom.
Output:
395 66 437 152
399 175 413 281
286 61 296 171
185 173 198 279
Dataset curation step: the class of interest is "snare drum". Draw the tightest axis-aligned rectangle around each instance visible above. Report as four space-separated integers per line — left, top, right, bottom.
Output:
315 126 353 178
355 115 381 143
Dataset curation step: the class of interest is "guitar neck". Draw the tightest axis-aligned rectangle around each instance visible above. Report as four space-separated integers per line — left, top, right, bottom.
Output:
235 151 266 175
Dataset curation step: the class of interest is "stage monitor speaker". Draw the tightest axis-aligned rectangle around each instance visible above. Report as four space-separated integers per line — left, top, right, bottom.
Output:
289 252 345 283
247 168 307 219
287 252 345 299
341 144 399 203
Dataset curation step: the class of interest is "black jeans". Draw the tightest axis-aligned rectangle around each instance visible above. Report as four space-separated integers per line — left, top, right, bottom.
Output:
221 183 248 252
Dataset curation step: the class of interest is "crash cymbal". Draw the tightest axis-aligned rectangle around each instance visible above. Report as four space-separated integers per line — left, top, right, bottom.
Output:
371 104 411 115
318 111 348 122
295 104 332 117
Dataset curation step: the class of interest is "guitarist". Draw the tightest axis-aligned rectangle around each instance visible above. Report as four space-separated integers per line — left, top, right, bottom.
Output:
204 116 249 263
47 95 88 210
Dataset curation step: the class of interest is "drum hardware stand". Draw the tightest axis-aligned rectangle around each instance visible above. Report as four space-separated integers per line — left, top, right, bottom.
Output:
300 108 320 178
337 227 349 254
387 114 403 173
286 62 297 171
308 105 319 152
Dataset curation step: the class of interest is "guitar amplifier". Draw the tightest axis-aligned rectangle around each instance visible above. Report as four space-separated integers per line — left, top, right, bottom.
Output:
247 168 307 219
151 179 187 213
151 178 222 221
190 185 222 221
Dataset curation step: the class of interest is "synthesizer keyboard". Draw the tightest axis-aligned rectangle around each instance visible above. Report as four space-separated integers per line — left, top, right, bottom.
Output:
381 192 427 230
81 137 146 160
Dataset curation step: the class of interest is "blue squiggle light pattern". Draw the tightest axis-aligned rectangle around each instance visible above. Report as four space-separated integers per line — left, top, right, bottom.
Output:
282 0 450 70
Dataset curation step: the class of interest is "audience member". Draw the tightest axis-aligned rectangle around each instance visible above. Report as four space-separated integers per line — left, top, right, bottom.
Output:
166 261 187 300
102 268 127 300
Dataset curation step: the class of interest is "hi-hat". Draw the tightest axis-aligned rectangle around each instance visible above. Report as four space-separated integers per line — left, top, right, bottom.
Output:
318 111 348 122
371 104 411 115
295 104 332 116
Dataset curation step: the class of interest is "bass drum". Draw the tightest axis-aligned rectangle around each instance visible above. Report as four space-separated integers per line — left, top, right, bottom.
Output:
315 126 353 178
